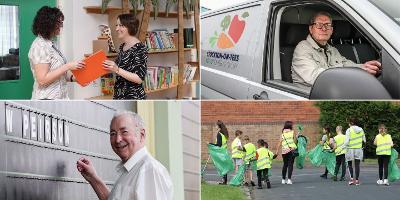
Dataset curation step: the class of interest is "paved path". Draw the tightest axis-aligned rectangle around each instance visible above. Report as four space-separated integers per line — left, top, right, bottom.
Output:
202 163 400 200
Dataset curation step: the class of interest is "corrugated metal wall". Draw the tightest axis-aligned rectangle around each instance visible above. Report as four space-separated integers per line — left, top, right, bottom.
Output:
182 101 200 200
0 101 136 200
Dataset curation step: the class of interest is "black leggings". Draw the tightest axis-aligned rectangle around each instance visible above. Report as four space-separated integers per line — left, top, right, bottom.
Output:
378 155 390 180
334 154 346 178
257 168 269 187
348 159 361 180
282 153 295 179
222 174 227 184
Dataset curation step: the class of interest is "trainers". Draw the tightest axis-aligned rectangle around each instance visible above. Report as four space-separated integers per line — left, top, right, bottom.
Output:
281 179 286 184
377 179 383 185
257 186 263 189
320 174 328 179
244 182 249 186
333 176 338 181
287 179 293 185
383 179 389 186
348 178 355 185
355 180 360 186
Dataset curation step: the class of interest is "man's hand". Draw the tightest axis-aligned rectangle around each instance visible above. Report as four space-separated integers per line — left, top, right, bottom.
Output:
362 60 381 75
77 157 98 183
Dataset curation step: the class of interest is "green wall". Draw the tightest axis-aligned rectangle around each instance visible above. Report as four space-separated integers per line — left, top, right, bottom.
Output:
0 0 56 99
154 101 185 200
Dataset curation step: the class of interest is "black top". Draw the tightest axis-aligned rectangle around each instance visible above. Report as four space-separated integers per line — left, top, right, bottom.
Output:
113 42 148 99
209 132 222 147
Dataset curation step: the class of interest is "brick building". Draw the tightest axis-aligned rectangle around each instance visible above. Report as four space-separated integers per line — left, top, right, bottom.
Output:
201 101 322 160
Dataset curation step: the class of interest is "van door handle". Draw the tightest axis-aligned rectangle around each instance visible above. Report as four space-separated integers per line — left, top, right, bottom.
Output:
253 91 269 100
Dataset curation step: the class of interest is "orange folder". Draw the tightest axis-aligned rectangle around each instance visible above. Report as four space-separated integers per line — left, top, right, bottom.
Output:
72 50 109 86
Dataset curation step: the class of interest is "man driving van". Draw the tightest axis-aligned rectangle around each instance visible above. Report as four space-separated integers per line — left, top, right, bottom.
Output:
291 11 381 88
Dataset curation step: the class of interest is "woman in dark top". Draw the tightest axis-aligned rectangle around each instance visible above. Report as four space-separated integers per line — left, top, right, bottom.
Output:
103 14 147 99
209 120 229 184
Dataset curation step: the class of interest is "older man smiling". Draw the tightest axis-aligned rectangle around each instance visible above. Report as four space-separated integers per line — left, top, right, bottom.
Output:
76 111 173 200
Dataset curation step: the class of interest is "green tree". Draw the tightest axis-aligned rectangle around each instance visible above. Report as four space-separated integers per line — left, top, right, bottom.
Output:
316 101 400 158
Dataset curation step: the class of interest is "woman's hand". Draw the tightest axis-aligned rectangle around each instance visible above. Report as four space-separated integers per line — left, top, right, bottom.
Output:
68 61 86 71
103 60 119 72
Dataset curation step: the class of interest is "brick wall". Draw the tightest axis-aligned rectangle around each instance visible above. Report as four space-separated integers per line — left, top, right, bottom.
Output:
201 101 322 160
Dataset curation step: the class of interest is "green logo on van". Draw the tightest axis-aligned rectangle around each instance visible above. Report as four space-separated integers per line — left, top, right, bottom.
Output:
209 12 249 49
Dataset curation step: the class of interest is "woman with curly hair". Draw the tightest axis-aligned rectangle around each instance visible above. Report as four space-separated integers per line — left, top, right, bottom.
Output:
28 6 85 99
102 14 148 99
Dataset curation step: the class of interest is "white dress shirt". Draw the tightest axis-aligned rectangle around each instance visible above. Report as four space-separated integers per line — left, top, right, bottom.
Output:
108 147 173 200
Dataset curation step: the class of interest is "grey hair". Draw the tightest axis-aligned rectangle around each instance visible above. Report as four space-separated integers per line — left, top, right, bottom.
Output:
111 110 145 134
310 11 332 25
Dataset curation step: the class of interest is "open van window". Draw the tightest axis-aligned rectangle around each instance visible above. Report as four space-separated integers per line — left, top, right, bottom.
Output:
266 1 381 97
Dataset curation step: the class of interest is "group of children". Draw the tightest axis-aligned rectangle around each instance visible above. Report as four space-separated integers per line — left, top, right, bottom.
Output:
319 122 394 186
225 119 395 189
231 130 277 189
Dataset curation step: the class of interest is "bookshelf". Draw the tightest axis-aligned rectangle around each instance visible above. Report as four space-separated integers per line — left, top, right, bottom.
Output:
83 0 200 99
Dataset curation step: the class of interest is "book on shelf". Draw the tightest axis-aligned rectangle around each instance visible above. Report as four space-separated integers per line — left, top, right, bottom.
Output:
144 65 179 91
145 30 176 51
183 64 197 84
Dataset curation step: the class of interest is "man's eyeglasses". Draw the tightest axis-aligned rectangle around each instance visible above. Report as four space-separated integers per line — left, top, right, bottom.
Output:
311 22 333 30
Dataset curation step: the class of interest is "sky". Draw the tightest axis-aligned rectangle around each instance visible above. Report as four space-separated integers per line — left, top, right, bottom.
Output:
201 0 250 10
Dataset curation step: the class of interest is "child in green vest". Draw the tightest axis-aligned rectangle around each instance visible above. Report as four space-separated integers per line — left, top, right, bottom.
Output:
320 126 334 179
231 130 245 174
374 124 394 186
333 126 347 181
243 135 256 187
256 139 277 189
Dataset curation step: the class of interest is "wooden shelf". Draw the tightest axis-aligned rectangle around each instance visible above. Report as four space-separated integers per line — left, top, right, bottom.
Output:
148 48 195 54
84 6 194 18
146 85 179 93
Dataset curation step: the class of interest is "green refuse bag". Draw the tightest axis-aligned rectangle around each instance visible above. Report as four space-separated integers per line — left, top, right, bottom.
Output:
321 150 336 175
208 144 234 177
389 148 400 182
308 144 324 166
229 164 246 186
296 135 308 169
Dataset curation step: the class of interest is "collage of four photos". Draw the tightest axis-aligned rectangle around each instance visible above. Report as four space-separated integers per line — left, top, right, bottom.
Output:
0 0 399 199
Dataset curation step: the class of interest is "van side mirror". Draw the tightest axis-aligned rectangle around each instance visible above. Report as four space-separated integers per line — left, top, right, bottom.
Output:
309 67 391 99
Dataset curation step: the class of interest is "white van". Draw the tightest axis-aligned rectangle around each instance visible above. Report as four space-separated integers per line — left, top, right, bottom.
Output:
201 0 400 99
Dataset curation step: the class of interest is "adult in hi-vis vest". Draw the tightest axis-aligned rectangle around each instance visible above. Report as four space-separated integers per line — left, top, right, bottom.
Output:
275 121 298 185
343 117 366 186
373 124 394 186
332 126 347 181
231 130 245 174
209 120 230 184
320 127 334 179
243 135 257 187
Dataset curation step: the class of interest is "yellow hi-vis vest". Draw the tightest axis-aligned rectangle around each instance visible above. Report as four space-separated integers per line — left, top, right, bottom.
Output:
376 134 392 155
323 136 332 150
256 147 274 170
231 137 244 159
334 134 346 156
282 130 297 150
244 143 256 164
216 132 227 149
348 127 364 149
